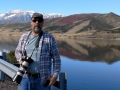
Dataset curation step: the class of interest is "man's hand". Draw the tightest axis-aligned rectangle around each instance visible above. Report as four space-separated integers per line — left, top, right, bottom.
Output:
19 61 23 67
47 76 57 86
19 61 28 74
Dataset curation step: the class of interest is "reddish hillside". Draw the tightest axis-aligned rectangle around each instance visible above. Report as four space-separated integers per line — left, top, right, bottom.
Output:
59 48 87 60
56 13 99 25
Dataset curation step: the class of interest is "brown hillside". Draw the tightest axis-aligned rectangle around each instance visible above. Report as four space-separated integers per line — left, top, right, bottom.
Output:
0 12 120 39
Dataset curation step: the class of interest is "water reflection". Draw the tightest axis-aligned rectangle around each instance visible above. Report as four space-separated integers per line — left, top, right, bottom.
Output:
0 36 120 64
0 36 20 52
57 39 120 64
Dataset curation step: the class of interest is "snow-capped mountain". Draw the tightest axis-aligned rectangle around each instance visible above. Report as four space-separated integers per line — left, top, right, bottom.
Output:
0 10 64 24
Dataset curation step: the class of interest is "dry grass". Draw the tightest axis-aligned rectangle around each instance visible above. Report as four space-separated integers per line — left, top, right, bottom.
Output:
0 30 120 40
53 30 120 40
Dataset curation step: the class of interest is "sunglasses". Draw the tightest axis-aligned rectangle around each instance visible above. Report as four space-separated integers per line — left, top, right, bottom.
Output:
32 19 43 23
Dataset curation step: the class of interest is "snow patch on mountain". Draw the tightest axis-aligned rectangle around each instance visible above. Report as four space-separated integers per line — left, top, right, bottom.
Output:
0 10 64 24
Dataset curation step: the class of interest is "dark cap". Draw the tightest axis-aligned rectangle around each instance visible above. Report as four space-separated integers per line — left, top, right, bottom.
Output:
32 13 43 19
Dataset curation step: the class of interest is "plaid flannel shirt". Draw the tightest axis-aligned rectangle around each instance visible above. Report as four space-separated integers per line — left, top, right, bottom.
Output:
15 31 61 84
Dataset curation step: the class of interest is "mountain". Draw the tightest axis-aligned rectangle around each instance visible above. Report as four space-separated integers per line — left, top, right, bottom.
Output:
0 11 120 39
0 10 64 24
43 12 120 33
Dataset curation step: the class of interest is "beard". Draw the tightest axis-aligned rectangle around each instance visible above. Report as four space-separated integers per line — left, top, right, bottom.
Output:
32 26 42 33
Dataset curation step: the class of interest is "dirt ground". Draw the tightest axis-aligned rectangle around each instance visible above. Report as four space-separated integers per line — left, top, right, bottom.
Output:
0 80 18 90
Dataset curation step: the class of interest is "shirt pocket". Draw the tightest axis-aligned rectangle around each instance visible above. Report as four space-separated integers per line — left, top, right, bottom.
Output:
41 43 50 55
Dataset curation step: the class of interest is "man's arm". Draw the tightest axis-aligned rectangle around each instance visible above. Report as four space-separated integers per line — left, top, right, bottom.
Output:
48 35 61 86
15 35 23 63
50 35 61 78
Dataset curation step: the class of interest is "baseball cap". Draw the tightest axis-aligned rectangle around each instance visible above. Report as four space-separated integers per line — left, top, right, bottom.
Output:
31 13 43 19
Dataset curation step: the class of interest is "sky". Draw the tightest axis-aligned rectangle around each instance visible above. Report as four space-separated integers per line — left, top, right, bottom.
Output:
0 0 120 16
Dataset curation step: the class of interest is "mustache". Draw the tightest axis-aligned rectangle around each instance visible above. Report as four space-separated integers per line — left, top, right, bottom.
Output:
32 26 42 30
34 25 40 27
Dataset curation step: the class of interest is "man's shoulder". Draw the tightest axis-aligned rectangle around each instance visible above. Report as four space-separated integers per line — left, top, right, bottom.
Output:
43 31 53 37
20 31 31 39
21 31 31 36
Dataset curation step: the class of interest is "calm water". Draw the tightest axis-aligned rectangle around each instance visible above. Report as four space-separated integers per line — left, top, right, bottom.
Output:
0 36 120 90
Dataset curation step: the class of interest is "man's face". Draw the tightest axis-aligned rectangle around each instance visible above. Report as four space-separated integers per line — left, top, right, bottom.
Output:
31 17 44 33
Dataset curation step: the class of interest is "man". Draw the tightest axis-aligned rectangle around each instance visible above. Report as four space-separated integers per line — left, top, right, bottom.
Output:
15 13 61 90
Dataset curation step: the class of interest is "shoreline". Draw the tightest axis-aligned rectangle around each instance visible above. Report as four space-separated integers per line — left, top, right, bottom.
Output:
1 31 120 40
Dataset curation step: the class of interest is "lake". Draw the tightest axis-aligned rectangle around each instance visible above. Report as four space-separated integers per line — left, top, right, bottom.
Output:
0 36 120 90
